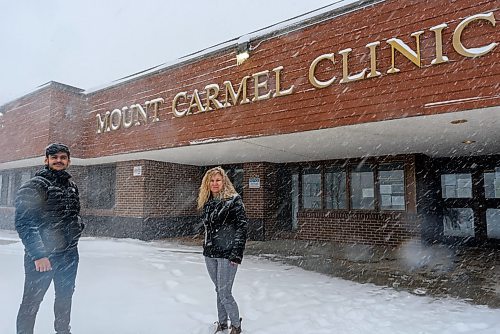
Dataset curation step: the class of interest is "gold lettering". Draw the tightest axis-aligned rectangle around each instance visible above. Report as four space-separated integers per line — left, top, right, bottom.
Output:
308 53 336 88
172 92 188 117
187 89 205 114
145 98 164 122
252 70 272 102
429 23 449 65
121 107 133 129
453 12 497 58
339 48 367 83
366 41 381 78
205 84 223 111
110 109 122 131
223 77 251 107
387 31 424 74
96 111 110 134
272 66 294 97
130 104 147 125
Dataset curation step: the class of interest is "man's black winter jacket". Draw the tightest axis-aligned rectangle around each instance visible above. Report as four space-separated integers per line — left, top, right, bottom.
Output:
201 194 248 264
15 167 83 261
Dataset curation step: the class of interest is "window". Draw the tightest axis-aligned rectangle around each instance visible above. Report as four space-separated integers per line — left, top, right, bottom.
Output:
296 161 406 211
302 169 321 209
350 165 374 210
291 172 299 229
443 208 474 237
8 173 22 206
0 174 9 206
87 165 116 209
486 209 500 239
441 173 472 198
325 167 346 209
379 163 405 211
484 167 500 199
20 171 31 185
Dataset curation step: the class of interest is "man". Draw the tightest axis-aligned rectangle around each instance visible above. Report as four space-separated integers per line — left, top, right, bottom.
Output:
15 143 84 334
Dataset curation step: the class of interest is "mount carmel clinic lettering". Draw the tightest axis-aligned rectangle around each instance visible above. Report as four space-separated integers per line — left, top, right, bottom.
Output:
96 12 497 134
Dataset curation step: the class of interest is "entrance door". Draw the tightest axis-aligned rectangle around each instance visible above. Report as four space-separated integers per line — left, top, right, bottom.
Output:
275 167 299 231
440 173 475 238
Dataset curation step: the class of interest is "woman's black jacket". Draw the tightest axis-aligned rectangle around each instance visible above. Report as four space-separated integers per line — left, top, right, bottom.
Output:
14 167 83 261
201 194 248 264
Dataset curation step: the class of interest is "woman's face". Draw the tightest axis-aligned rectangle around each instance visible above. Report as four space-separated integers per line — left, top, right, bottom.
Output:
209 172 223 195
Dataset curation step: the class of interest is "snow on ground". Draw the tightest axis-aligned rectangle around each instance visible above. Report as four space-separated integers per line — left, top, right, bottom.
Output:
1 229 499 334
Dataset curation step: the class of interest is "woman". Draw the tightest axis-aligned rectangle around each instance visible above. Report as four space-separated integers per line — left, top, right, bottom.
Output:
198 167 248 334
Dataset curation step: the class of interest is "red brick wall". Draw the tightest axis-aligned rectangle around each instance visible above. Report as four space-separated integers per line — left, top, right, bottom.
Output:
243 162 268 219
0 83 86 163
48 85 86 158
297 211 420 247
114 161 146 217
143 160 201 217
80 0 498 158
0 90 51 162
1 0 497 162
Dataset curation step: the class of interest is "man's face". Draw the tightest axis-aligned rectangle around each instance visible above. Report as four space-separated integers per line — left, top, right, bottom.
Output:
44 152 70 171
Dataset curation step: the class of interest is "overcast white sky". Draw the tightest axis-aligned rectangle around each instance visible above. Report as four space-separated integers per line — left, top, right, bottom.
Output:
0 0 351 106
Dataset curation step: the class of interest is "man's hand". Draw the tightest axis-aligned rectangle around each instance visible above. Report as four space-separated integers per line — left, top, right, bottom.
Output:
34 257 52 272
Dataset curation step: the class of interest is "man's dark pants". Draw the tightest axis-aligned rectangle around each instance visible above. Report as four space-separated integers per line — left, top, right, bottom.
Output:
16 248 79 334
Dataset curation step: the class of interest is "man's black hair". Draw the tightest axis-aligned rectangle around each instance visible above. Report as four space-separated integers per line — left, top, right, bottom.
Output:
45 143 71 158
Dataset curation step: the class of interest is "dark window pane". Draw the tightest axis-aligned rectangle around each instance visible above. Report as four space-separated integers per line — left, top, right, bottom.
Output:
350 165 374 209
441 174 472 198
291 173 299 229
486 209 500 239
87 165 116 209
379 163 405 211
8 173 22 206
0 174 9 206
325 167 346 209
484 167 500 199
302 169 321 209
443 208 474 237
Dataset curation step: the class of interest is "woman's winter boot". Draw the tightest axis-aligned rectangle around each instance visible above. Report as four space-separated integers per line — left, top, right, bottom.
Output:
230 318 242 334
214 321 228 333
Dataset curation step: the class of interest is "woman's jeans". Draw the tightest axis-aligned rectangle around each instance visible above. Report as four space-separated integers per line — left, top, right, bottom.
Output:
205 257 241 327
17 248 79 334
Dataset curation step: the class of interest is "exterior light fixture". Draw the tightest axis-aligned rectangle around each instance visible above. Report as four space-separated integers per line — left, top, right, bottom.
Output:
450 119 468 124
236 36 250 65
462 140 476 144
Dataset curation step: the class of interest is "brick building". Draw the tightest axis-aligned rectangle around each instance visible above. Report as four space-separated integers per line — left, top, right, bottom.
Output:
0 0 499 247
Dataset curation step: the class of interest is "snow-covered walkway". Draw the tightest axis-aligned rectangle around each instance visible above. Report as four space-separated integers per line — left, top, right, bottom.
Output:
1 230 499 334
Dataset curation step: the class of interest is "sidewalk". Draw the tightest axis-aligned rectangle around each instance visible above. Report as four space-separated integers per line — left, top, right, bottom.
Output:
178 237 500 308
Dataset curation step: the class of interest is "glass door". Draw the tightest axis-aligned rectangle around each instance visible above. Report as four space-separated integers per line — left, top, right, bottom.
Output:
440 173 475 238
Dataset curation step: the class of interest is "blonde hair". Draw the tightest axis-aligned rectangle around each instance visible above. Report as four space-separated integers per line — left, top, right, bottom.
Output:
197 166 238 209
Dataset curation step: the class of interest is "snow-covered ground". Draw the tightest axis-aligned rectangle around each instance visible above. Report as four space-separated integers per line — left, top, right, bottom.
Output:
1 229 499 334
